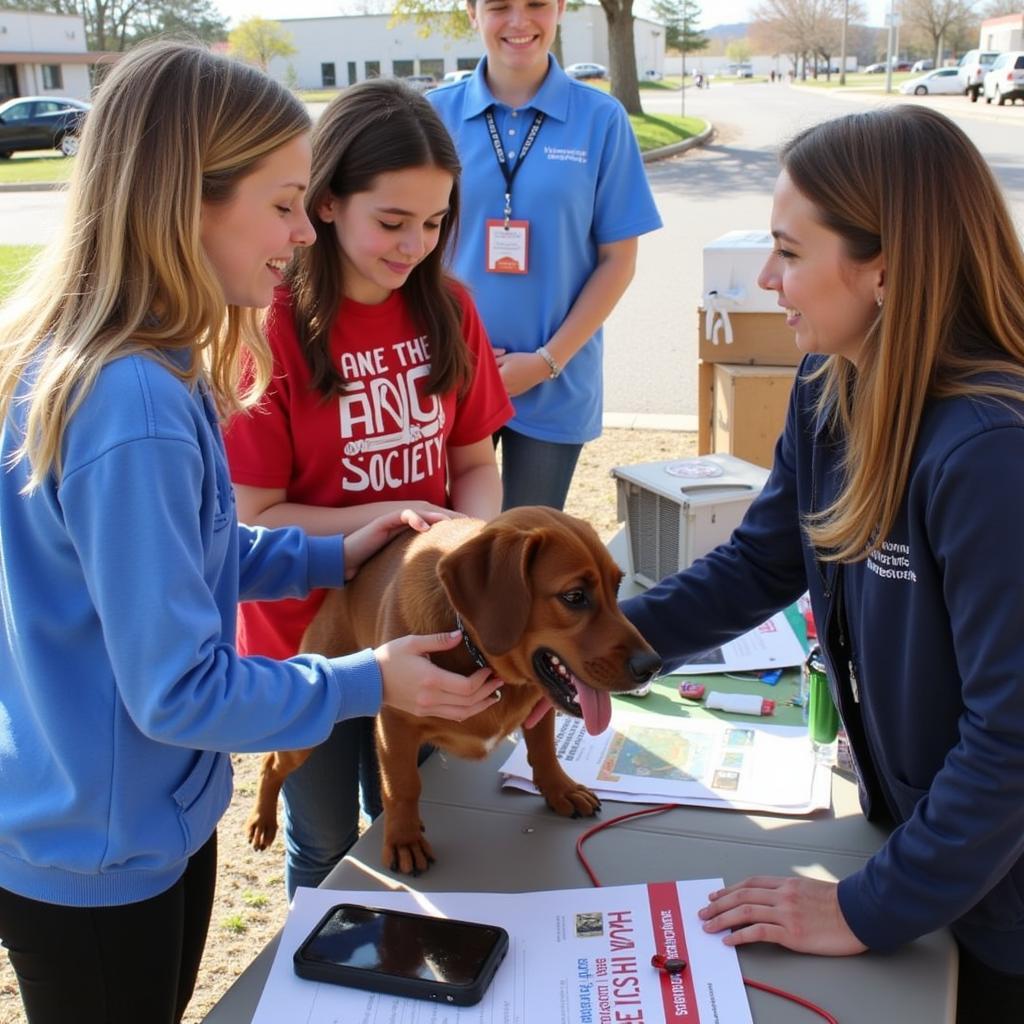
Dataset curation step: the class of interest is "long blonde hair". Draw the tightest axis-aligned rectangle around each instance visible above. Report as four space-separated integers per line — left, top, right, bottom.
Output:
784 106 1024 562
0 40 310 491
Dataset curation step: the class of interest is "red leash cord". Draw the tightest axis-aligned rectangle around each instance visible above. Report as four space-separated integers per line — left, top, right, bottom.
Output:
575 804 841 1024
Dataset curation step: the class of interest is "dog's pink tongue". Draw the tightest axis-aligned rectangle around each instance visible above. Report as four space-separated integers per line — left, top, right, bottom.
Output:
573 677 612 735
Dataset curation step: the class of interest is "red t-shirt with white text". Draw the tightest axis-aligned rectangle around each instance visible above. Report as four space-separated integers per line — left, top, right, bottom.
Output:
224 284 512 660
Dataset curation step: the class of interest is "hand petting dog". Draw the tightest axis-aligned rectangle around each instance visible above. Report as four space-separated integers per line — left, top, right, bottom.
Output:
342 507 460 581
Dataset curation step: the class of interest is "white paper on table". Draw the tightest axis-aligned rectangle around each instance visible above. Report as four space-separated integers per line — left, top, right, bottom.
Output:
499 711 830 814
676 611 806 674
251 881 753 1024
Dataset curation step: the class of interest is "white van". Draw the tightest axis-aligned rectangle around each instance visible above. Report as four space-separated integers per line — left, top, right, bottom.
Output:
957 49 1000 101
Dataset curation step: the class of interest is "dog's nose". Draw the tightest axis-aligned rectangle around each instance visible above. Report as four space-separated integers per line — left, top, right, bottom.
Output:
628 650 662 684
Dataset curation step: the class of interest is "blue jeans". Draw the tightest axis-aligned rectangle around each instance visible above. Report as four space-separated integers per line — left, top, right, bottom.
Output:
494 427 584 511
282 715 381 899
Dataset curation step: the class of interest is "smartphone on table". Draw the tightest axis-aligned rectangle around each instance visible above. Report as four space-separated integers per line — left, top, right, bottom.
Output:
293 902 510 1007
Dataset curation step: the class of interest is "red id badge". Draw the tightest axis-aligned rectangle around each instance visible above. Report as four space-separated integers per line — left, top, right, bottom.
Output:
485 219 529 274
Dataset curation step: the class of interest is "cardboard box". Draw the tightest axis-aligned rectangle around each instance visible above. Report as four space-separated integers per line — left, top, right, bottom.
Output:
698 308 801 366
709 363 797 469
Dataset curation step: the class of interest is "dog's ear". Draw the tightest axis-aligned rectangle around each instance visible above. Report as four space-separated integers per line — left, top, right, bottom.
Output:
437 525 543 655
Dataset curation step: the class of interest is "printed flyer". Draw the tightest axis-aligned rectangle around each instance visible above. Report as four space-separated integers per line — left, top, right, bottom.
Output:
251 881 753 1023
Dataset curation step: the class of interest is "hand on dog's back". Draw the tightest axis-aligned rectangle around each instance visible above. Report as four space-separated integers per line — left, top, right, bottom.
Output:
376 631 503 720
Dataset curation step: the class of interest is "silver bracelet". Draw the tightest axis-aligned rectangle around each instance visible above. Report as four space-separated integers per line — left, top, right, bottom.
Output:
536 345 561 380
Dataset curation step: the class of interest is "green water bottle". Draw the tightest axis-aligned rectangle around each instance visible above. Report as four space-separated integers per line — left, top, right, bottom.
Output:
805 646 840 764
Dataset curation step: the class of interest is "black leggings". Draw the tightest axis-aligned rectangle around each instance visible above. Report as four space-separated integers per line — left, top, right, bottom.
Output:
0 832 217 1024
956 943 1024 1024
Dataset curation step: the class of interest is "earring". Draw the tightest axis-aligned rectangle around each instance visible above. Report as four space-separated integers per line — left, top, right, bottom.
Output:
876 294 884 309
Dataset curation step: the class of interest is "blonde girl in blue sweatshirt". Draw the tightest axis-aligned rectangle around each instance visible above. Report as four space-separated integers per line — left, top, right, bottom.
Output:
0 42 499 1024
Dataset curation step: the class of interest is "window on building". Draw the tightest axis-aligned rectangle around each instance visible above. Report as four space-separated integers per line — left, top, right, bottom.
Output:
456 57 480 71
365 61 380 79
321 62 336 87
419 58 444 79
393 59 414 78
347 61 357 85
42 64 63 90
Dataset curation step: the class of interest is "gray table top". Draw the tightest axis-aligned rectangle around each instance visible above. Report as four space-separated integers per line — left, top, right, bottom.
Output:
204 740 956 1024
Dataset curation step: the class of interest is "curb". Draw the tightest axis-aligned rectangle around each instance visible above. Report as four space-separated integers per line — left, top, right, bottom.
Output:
0 180 66 193
641 121 715 163
603 412 697 432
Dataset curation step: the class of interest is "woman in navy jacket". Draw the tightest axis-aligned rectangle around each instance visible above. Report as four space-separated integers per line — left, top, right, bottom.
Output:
621 105 1024 1023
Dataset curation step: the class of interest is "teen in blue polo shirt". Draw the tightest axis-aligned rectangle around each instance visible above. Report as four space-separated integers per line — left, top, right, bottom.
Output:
429 0 662 510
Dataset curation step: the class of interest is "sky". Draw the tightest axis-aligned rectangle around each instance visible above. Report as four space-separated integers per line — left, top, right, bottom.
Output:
212 0 893 32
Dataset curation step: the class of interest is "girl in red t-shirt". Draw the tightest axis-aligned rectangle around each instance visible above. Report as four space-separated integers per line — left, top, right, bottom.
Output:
224 79 512 896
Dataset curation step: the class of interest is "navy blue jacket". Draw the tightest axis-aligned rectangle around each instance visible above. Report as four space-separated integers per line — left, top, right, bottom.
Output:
622 355 1024 973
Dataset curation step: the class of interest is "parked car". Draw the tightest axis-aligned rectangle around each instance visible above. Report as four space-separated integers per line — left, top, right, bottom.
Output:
565 62 608 80
642 69 663 81
957 48 1000 101
899 67 963 96
440 69 474 85
402 74 437 93
983 51 1024 105
911 58 934 73
0 95 89 159
864 60 913 73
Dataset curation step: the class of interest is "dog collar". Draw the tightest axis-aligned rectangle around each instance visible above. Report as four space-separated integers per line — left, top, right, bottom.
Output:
454 613 489 670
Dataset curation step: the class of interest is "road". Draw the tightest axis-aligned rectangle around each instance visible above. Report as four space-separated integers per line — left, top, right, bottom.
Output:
604 82 1024 425
2 84 1022 423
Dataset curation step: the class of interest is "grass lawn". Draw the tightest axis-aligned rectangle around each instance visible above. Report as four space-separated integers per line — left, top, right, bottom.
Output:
629 113 705 151
0 245 41 302
0 153 73 186
296 88 342 102
796 71 917 90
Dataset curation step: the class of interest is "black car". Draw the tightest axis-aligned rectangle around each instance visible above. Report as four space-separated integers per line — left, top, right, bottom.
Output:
0 96 90 159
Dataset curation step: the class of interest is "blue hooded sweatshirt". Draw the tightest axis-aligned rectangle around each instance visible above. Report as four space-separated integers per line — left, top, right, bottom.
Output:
0 350 380 907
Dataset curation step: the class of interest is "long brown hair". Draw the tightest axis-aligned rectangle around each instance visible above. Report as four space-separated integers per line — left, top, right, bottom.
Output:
783 105 1024 561
288 78 470 398
0 40 310 490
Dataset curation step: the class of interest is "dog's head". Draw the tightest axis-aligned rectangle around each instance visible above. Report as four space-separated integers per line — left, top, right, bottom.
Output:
436 507 661 735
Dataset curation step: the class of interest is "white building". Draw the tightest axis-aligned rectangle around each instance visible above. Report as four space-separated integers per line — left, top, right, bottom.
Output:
267 6 665 88
979 12 1024 52
0 10 108 102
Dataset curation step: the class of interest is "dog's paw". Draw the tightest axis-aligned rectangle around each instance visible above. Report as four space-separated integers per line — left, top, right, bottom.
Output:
245 812 277 852
541 781 602 818
382 828 436 875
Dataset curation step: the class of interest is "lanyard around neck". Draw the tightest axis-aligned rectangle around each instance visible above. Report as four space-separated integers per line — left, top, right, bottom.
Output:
483 107 545 226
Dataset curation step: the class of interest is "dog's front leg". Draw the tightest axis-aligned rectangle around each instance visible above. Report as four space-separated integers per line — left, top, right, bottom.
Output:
524 710 602 818
376 711 435 874
245 748 314 851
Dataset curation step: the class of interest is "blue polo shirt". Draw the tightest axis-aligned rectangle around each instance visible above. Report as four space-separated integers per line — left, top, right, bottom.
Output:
429 56 662 444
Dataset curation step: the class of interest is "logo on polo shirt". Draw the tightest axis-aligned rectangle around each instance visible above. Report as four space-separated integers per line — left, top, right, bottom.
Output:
544 145 588 164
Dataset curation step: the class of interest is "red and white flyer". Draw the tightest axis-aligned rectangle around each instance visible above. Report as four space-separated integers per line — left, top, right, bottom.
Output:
252 879 753 1023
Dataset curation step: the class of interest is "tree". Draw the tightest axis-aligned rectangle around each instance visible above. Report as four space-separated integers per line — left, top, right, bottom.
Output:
390 0 644 114
128 0 227 45
981 0 1022 15
228 17 297 73
650 0 708 55
725 38 753 62
1 0 226 50
751 0 862 79
903 0 978 67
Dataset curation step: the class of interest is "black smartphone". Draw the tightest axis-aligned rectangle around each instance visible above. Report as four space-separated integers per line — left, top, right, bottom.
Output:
293 902 509 1006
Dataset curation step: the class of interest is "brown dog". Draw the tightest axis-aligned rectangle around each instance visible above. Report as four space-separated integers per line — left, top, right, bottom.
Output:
246 506 661 874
